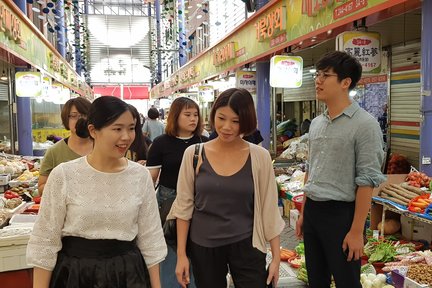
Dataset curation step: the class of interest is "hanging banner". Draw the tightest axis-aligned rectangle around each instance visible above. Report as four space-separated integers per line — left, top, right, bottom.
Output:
236 71 256 92
198 85 214 102
41 76 52 102
270 55 303 88
15 72 42 97
336 31 381 74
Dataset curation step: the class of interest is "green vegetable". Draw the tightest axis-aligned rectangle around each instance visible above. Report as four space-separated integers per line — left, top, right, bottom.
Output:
368 241 396 263
295 242 305 255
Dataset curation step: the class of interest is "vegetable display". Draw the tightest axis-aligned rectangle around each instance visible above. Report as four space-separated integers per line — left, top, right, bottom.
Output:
405 171 431 188
378 183 426 206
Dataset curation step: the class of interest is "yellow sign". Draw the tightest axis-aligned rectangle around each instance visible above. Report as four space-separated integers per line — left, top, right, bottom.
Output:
0 2 22 44
213 42 236 66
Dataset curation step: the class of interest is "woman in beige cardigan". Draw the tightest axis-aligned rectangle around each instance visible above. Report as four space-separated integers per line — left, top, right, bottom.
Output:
170 88 284 288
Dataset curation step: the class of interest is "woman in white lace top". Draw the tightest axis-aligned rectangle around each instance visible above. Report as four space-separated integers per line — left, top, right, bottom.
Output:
26 96 167 288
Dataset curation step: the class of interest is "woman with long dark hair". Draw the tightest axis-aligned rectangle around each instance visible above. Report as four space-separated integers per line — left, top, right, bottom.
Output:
27 96 167 288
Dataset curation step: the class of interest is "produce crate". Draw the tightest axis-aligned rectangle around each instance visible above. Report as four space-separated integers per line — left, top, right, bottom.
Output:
0 235 31 272
403 277 429 288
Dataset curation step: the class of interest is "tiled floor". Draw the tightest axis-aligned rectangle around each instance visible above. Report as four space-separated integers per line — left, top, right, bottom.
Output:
280 216 301 250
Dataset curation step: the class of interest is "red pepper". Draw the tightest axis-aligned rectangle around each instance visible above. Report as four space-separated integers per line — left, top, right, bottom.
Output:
4 191 20 199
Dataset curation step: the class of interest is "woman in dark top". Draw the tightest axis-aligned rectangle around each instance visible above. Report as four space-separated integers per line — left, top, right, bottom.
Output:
127 105 152 165
146 97 207 288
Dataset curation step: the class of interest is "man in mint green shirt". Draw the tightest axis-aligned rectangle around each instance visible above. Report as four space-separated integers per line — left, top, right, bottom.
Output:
296 51 386 287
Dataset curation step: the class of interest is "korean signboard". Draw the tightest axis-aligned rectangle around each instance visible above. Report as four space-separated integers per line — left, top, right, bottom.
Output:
15 72 42 97
270 56 303 88
336 31 381 74
236 71 256 92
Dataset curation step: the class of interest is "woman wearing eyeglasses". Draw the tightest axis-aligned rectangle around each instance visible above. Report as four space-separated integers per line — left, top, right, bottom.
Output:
38 97 94 195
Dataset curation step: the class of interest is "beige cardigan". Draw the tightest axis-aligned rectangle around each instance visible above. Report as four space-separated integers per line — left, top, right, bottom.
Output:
168 142 285 253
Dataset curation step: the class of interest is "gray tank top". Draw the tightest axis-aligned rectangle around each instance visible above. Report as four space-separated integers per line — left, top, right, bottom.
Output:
190 148 254 247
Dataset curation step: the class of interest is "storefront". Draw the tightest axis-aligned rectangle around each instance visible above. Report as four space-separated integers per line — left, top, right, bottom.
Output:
0 0 92 155
151 0 424 157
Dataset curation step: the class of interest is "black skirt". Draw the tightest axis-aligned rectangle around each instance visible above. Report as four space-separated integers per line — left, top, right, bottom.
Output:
49 236 151 288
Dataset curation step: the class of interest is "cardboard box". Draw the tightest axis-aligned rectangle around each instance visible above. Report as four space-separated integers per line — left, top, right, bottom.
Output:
0 174 10 186
289 209 299 229
370 174 407 230
403 277 429 288
401 215 432 243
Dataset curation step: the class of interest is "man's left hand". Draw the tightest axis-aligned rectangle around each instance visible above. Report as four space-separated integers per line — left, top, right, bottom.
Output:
342 230 363 261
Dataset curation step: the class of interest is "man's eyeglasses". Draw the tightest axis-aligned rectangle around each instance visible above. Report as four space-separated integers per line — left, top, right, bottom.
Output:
313 71 338 81
68 113 82 120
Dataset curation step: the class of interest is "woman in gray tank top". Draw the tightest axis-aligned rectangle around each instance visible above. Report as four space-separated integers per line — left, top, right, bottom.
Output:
172 88 285 288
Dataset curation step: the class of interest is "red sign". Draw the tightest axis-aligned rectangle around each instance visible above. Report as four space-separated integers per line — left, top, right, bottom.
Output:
357 74 387 85
270 34 287 48
93 85 149 100
334 0 368 19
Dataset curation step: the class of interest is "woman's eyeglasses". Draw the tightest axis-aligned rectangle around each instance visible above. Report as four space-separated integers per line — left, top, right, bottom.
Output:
313 71 338 81
68 113 82 120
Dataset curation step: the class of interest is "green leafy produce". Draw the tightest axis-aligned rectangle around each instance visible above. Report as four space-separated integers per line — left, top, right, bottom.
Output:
295 242 305 255
297 267 308 283
368 241 396 263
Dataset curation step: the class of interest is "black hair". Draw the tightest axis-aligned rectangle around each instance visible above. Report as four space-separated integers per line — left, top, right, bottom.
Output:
128 105 150 161
210 88 257 136
76 96 135 138
147 107 160 120
316 51 362 90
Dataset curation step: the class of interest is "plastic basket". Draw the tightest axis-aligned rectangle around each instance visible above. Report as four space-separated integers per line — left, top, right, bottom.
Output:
292 194 304 212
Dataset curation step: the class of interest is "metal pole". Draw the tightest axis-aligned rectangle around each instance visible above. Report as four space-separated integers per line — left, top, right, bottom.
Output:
272 87 277 155
7 67 15 154
155 0 162 83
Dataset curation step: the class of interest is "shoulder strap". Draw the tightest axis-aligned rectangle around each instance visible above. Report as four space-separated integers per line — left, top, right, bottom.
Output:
193 143 203 177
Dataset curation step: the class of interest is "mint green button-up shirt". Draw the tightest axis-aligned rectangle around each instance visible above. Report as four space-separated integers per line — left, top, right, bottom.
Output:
304 101 387 202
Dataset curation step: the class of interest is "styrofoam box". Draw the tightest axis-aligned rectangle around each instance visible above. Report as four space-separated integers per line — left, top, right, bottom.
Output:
401 215 432 243
0 174 10 185
9 214 38 225
0 234 31 272
289 209 300 229
403 277 430 288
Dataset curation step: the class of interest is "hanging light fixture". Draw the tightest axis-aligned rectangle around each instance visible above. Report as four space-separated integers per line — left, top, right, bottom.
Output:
0 63 7 81
1 72 8 81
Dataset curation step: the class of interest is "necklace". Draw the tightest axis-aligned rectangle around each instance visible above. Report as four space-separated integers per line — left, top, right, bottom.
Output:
177 135 193 144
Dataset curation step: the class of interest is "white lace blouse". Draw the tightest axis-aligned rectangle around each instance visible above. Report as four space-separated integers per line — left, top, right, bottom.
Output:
26 157 167 271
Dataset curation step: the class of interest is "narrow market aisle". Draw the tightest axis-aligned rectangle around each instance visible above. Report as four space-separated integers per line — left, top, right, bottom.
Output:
229 217 307 288
280 216 301 250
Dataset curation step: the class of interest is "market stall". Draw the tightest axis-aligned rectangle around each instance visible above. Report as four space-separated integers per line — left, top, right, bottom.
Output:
0 153 41 287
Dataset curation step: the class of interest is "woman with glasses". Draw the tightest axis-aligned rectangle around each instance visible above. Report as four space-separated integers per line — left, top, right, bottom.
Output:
37 97 93 195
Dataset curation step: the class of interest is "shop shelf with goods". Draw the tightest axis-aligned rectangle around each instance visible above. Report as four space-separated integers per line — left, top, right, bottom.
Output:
370 174 432 242
274 159 305 218
367 173 432 287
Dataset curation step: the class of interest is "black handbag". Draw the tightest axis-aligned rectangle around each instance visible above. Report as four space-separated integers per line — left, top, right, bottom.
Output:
162 144 201 247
